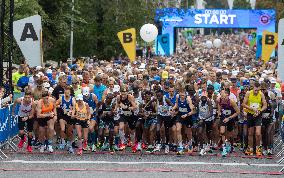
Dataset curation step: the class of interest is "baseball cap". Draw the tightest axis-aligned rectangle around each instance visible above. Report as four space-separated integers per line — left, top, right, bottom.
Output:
270 78 277 84
154 75 161 82
82 87 90 96
242 80 250 86
76 94 84 101
161 71 169 79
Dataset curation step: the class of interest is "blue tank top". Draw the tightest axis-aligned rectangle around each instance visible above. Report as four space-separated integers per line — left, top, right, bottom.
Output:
84 94 96 109
165 93 176 105
61 95 73 112
178 97 191 114
220 98 235 119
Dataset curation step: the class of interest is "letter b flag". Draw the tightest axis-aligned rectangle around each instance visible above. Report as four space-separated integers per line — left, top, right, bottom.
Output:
262 31 278 63
117 28 136 62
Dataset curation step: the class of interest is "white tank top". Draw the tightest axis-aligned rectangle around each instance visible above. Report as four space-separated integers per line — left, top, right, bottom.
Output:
18 98 33 117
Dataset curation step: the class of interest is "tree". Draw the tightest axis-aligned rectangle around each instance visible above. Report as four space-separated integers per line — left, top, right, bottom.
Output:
233 0 252 9
205 0 229 8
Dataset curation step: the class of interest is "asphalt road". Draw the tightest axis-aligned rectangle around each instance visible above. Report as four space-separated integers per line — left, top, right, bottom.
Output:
1 145 284 178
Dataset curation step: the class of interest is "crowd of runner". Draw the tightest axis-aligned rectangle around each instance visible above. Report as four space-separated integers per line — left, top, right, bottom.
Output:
9 32 284 157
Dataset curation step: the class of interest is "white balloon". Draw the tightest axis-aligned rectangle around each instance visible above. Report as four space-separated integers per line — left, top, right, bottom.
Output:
213 39 222 48
205 40 213 48
140 24 158 42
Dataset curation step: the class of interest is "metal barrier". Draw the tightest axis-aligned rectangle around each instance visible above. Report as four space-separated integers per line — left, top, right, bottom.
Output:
0 104 19 159
276 121 284 172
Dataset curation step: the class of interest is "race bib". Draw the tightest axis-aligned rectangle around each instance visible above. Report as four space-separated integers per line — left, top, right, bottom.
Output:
123 110 132 116
222 109 231 116
262 113 270 118
250 103 260 110
179 107 188 113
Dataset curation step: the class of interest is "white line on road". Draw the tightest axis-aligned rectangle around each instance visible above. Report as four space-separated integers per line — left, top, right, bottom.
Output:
3 160 282 167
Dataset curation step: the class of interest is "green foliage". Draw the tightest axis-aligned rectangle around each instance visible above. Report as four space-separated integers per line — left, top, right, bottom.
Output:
233 0 251 9
205 0 229 8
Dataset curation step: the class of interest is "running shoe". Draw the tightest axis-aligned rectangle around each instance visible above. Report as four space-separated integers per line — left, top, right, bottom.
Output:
118 143 126 151
221 145 227 157
82 141 88 151
187 145 193 154
165 145 170 154
244 148 253 156
262 149 268 156
59 143 65 150
199 148 206 156
48 145 54 153
18 139 25 149
77 148 83 155
102 143 110 151
68 146 74 154
26 145 33 153
146 145 154 153
137 142 142 151
153 144 161 152
40 145 45 153
132 144 138 153
91 144 97 152
176 146 184 155
110 146 115 154
113 144 119 151
142 143 147 149
256 146 262 156
267 149 273 155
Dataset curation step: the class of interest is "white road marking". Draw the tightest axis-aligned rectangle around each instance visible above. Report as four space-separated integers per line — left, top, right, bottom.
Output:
3 160 283 167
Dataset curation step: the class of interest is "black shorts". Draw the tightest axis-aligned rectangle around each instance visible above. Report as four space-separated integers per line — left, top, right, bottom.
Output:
158 115 174 128
176 114 194 128
75 119 89 128
119 115 137 130
220 117 235 132
38 117 52 127
247 113 262 128
59 113 75 125
18 117 33 132
200 120 214 133
99 119 114 130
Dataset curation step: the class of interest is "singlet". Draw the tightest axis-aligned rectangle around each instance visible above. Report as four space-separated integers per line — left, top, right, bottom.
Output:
18 97 33 117
178 96 191 115
83 94 96 115
41 100 54 114
165 93 176 105
101 102 114 122
230 87 240 98
248 90 262 114
120 95 133 116
157 96 171 116
75 103 88 120
144 100 156 119
219 98 235 119
74 86 82 97
262 97 272 118
198 100 212 121
61 95 73 115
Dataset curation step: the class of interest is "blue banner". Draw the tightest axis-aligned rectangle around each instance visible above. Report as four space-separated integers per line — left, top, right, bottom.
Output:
0 105 19 142
157 33 170 56
155 8 276 55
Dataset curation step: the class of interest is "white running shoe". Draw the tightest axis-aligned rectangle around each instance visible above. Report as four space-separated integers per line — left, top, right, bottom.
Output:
40 145 45 153
91 144 96 152
48 145 54 153
165 145 170 154
153 144 161 152
137 142 142 151
199 148 206 156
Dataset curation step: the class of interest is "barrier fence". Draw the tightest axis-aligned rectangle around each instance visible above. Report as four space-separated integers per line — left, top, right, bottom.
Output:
0 104 19 159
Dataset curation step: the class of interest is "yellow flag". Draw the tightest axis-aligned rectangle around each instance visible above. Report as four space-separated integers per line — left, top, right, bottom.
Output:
262 31 278 63
117 28 136 62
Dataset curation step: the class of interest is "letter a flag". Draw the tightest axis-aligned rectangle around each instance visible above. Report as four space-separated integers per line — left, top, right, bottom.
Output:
262 31 278 63
278 19 284 81
13 15 42 67
117 28 136 62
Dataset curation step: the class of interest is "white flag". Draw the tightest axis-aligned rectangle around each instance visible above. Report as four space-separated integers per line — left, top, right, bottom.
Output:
13 15 42 67
278 18 284 81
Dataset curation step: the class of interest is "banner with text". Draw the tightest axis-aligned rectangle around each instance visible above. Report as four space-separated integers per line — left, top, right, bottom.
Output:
117 28 136 62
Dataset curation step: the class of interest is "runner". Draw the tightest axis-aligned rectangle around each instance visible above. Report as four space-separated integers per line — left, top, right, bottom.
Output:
56 86 75 153
13 90 35 152
242 82 267 156
217 88 240 157
36 90 57 153
71 94 91 155
172 88 195 155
